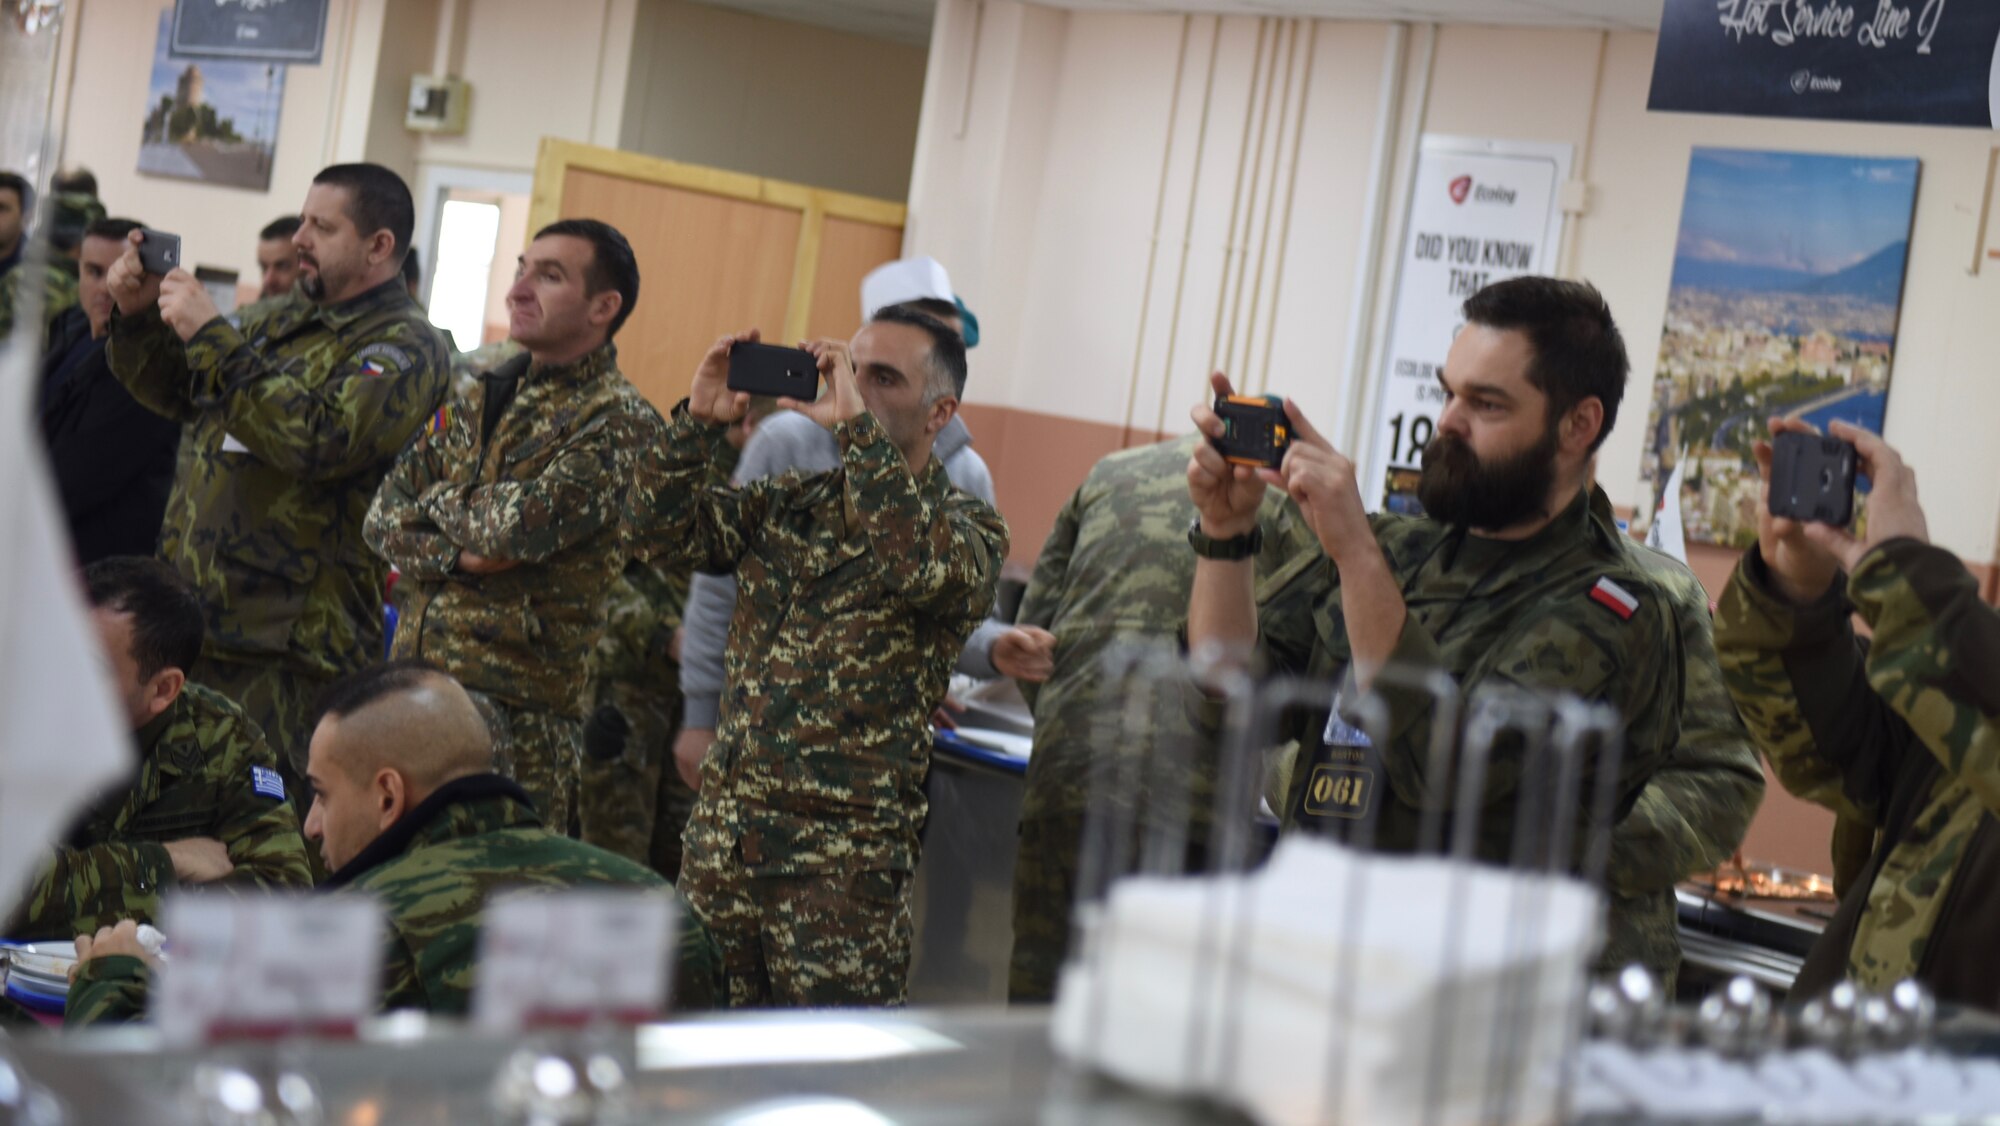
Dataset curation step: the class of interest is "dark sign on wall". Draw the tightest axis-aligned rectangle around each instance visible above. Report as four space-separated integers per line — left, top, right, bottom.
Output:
172 0 328 65
1649 0 2000 128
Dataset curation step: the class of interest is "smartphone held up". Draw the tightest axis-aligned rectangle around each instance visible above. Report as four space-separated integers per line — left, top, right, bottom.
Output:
1768 430 1857 526
727 342 820 403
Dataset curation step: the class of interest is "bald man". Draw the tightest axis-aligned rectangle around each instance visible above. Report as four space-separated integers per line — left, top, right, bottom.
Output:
67 661 721 1024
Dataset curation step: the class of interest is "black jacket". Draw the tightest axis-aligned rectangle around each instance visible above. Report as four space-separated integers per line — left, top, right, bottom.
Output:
39 306 178 565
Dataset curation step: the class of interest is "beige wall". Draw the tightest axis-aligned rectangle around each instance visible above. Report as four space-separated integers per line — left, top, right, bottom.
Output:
618 0 928 202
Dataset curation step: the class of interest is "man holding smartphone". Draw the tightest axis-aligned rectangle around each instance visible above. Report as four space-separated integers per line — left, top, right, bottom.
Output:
366 219 663 834
625 308 1008 1007
104 162 449 826
1717 420 2000 1008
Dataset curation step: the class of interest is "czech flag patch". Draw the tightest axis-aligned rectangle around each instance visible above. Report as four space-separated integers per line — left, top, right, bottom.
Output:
251 765 286 801
359 360 389 378
1588 576 1639 621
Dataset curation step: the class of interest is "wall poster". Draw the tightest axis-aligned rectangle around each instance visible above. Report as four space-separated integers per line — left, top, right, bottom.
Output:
1638 147 1920 548
138 11 286 193
172 0 328 65
1360 135 1572 515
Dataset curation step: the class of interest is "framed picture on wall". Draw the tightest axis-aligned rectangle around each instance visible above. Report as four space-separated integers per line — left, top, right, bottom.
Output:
1637 147 1920 549
137 12 285 193
171 0 327 64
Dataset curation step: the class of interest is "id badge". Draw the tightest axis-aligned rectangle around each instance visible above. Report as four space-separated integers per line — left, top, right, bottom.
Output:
1293 693 1379 825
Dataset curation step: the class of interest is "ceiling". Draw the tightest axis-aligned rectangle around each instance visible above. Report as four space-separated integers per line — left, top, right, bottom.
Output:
691 0 1664 46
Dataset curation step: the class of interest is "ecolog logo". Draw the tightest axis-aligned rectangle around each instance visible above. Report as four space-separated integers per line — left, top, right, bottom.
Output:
1449 175 1472 205
1791 69 1843 94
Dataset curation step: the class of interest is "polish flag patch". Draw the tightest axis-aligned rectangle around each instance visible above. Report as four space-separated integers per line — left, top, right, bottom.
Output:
1588 576 1639 621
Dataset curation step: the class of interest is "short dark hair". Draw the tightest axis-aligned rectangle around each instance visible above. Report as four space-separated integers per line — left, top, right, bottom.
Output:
401 244 422 290
870 305 967 402
316 659 445 723
1461 277 1628 453
51 169 96 197
82 557 204 680
0 172 32 214
532 218 640 338
311 163 415 258
84 217 144 244
260 215 301 242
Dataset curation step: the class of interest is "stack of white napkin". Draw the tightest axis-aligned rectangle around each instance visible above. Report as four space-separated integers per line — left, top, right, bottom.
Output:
1051 836 1600 1126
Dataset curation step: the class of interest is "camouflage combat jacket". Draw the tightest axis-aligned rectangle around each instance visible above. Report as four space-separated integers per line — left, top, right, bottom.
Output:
65 774 722 1025
366 344 664 716
7 684 312 940
1717 539 2000 1007
107 281 449 678
0 257 77 349
1015 434 1318 822
1255 485 1683 862
1598 493 1765 980
625 405 1009 876
592 560 692 696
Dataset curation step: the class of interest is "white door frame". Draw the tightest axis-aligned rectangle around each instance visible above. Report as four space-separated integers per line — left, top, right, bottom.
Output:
409 163 534 310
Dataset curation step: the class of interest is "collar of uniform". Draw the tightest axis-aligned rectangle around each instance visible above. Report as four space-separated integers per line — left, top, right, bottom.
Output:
312 276 417 331
133 689 190 762
1445 483 1594 571
525 342 617 388
321 773 541 888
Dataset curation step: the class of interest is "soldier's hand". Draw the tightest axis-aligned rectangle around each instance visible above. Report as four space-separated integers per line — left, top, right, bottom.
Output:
72 920 156 975
106 231 163 317
673 728 715 791
1264 400 1372 568
790 339 865 430
992 626 1058 683
457 551 521 575
164 837 235 883
157 267 221 342
688 331 757 424
1188 372 1268 540
1799 421 1929 573
1753 417 1841 604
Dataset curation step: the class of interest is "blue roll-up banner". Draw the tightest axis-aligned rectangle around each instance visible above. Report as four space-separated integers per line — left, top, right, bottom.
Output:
172 0 328 65
1649 1 2000 128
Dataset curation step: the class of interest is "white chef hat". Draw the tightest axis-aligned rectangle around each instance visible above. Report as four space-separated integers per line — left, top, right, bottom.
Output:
861 256 979 347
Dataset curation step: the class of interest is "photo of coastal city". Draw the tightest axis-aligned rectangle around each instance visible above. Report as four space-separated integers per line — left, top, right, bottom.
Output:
1638 148 1919 548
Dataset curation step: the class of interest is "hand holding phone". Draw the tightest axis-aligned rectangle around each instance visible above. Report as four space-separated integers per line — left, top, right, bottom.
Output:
136 228 182 276
1767 430 1856 526
1209 394 1291 469
727 342 820 402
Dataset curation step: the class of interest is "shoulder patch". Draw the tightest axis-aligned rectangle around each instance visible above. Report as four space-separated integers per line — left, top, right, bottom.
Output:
427 403 455 435
355 342 413 377
1588 576 1639 622
251 765 286 801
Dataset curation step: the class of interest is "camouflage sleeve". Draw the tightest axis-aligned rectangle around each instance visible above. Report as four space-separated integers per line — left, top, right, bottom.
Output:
377 933 429 1012
63 955 151 1028
1606 580 1765 897
365 418 461 581
8 844 171 940
624 402 777 572
1850 538 2000 816
1716 546 1897 826
104 307 199 423
420 407 650 565
1013 486 1084 711
212 739 314 893
179 317 445 482
838 412 1009 618
1368 581 1683 823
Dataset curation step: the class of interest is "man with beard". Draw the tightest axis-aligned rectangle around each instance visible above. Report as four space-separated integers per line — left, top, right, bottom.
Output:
1186 276 1681 870
106 163 450 823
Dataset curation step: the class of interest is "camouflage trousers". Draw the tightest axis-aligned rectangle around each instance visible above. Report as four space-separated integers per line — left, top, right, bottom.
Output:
466 690 582 836
1008 814 1083 1004
680 846 912 1008
578 683 698 881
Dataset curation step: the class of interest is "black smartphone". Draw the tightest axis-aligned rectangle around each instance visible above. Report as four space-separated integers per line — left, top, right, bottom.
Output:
1769 430 1857 525
1211 394 1290 469
727 342 820 402
136 228 181 276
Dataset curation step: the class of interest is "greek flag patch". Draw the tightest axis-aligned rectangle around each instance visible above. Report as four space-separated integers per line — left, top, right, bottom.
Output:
251 765 286 801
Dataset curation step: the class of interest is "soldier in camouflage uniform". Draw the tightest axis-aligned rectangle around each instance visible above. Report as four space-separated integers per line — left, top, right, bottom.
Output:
1188 279 1681 888
1597 490 1764 987
1719 420 2000 1007
65 663 721 1026
1001 434 1318 1001
0 171 78 348
367 220 662 835
104 163 449 818
625 311 1007 1007
7 558 311 941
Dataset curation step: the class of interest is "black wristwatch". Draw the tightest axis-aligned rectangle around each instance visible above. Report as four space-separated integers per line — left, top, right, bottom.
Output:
1187 517 1262 561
